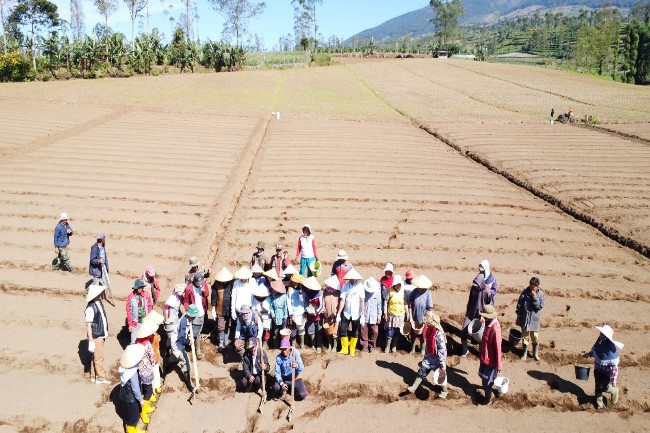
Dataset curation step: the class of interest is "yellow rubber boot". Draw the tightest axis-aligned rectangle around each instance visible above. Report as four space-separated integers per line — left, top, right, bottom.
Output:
149 393 157 403
349 338 358 357
147 397 156 413
140 401 150 424
125 426 137 433
338 337 349 355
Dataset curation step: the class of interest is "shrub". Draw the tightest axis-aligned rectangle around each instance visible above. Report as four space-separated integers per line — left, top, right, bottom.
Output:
311 52 331 66
0 51 34 82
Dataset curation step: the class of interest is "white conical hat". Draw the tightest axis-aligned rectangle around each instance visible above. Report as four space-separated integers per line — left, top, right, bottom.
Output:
413 274 432 289
251 263 264 274
136 321 158 339
283 264 298 275
86 284 105 303
302 276 322 292
595 325 624 349
263 268 280 281
143 310 164 326
234 266 253 280
343 268 362 280
120 344 145 369
324 275 340 291
252 284 270 298
214 267 234 282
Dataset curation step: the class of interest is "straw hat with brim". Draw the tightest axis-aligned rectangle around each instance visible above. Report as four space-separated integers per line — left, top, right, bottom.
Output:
302 276 322 292
120 344 145 369
86 284 105 303
290 274 303 284
595 325 624 349
279 328 292 338
188 256 200 266
234 266 253 280
324 275 341 291
423 311 443 332
413 275 433 290
174 283 186 294
253 284 270 298
479 304 497 320
251 264 264 274
336 250 348 261
283 264 298 275
143 310 164 326
60 212 68 221
270 280 286 293
240 304 252 314
384 263 394 273
343 268 362 281
214 267 234 283
187 304 199 318
136 321 158 339
392 275 403 287
405 270 416 280
132 279 146 290
364 277 380 293
263 269 280 281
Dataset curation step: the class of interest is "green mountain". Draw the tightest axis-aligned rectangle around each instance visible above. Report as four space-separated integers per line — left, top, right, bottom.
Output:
346 0 638 42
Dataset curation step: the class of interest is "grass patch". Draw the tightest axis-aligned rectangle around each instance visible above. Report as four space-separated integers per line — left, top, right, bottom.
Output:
244 51 310 69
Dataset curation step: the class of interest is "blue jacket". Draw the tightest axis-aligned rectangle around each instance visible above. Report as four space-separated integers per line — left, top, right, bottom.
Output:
53 222 72 247
176 315 191 351
89 243 109 277
592 338 619 364
275 349 304 382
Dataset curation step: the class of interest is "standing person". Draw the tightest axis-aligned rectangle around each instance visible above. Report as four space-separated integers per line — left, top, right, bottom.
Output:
251 241 270 271
234 305 263 353
516 277 545 360
583 325 623 409
337 268 365 357
303 277 324 353
380 263 395 347
163 283 185 351
211 267 234 352
231 266 254 321
407 309 448 399
185 256 211 284
361 277 382 353
270 244 291 277
142 265 161 304
409 274 433 354
119 344 146 433
126 279 153 345
183 272 209 359
323 276 341 352
135 322 158 424
252 283 272 348
85 284 109 384
241 338 270 392
461 263 496 357
89 234 109 286
269 279 289 348
287 276 307 348
274 339 308 400
167 304 199 393
142 310 164 396
477 305 502 406
53 212 73 272
295 224 318 277
331 250 353 288
384 275 408 354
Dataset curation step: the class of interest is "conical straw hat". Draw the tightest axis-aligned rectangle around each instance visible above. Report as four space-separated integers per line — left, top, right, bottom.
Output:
214 267 234 282
234 266 253 280
302 276 322 292
143 310 164 326
86 284 105 303
343 268 362 280
120 344 145 368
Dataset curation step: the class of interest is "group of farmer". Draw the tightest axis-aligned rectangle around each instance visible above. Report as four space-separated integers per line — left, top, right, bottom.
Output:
74 217 624 431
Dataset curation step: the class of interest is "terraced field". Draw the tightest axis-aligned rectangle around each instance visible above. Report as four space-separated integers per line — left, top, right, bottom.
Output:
0 59 649 433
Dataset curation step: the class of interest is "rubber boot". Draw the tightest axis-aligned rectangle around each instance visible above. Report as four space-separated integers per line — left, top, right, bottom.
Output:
297 334 304 349
409 340 416 354
461 339 468 357
520 343 528 360
218 331 226 351
607 385 619 405
596 393 604 409
384 338 392 353
140 401 150 424
390 335 398 353
407 377 422 393
482 386 493 406
327 335 333 352
438 385 448 399
125 426 142 433
533 344 540 361
149 392 156 403
338 336 349 355
195 336 202 359
349 337 358 357
332 336 338 353
147 397 156 413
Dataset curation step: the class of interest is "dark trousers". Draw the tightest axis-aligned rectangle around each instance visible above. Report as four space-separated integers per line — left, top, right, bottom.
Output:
274 375 308 400
240 374 264 391
142 383 153 400
124 401 140 426
360 324 379 350
339 314 360 338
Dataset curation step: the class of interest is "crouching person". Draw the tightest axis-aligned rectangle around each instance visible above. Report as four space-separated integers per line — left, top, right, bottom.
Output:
407 309 448 398
119 344 146 433
274 339 308 400
241 338 270 392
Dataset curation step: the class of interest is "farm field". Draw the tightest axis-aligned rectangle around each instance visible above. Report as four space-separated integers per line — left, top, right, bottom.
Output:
0 59 649 433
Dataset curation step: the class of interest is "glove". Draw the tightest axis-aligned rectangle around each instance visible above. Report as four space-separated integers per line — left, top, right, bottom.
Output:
336 314 341 324
359 316 366 326
88 340 95 353
172 349 182 360
211 307 217 320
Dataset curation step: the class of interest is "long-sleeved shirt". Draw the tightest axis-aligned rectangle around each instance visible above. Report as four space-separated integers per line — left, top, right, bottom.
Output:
119 366 144 405
341 281 364 321
53 222 72 247
89 243 109 277
231 279 255 319
275 349 304 381
516 287 545 332
183 282 210 315
235 312 263 340
269 292 289 326
409 289 433 324
252 297 272 329
287 289 307 317
243 348 270 377
126 291 153 328
211 282 232 317
479 319 502 371
424 326 447 366
364 290 382 325
296 234 317 259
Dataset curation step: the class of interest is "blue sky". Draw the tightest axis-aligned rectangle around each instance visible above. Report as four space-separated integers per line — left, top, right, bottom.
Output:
50 0 429 48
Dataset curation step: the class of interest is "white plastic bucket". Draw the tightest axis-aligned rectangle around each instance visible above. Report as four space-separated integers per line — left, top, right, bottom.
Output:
469 318 484 343
494 376 509 394
433 368 447 386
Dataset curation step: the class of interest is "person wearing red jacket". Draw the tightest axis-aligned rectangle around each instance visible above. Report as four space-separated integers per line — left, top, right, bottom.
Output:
478 304 503 405
183 272 210 359
126 279 153 344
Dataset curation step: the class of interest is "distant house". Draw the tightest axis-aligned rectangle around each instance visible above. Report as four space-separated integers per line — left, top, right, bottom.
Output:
433 50 448 58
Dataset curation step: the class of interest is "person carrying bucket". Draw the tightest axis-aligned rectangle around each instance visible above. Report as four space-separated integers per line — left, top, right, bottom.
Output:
477 304 502 406
582 324 623 409
407 307 448 398
461 261 496 357
515 277 545 360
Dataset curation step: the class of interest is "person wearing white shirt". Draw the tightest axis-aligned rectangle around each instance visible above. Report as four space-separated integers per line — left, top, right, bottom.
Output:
336 268 365 357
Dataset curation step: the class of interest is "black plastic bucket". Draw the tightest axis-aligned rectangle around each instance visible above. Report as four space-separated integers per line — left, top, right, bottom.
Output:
574 364 591 381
